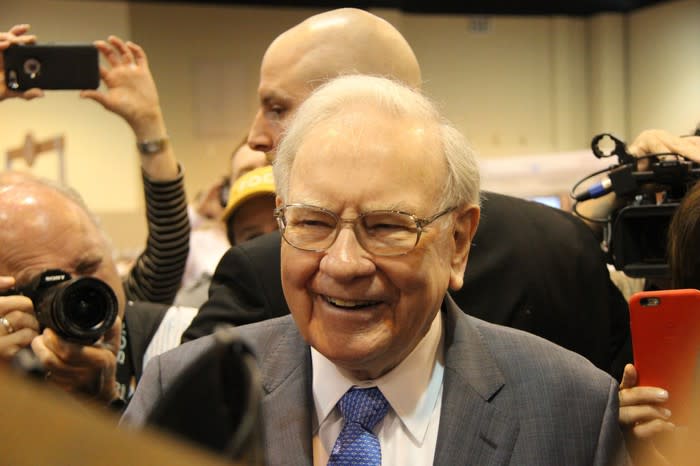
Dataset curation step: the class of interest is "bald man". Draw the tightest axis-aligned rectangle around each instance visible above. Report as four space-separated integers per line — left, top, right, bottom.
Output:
0 173 125 402
247 9 421 155
183 8 631 382
0 172 193 407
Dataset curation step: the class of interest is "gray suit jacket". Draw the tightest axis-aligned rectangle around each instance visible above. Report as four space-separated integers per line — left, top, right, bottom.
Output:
123 296 628 465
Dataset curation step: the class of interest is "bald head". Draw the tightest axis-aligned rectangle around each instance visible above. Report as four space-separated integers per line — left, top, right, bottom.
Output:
0 171 125 317
268 8 421 89
248 8 422 155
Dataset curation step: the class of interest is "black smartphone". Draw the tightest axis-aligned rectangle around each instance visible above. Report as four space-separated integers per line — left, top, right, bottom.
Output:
3 44 99 91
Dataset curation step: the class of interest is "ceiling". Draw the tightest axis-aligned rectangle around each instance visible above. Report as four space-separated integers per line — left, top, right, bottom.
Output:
135 0 669 16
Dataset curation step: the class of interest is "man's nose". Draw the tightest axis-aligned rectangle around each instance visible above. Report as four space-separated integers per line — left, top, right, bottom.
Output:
247 110 276 155
319 227 375 280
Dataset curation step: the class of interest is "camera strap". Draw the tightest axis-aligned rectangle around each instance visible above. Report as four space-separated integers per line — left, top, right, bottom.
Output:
116 319 137 403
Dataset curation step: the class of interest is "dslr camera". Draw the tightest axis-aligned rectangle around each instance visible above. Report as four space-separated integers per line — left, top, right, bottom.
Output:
0 269 118 344
573 133 700 278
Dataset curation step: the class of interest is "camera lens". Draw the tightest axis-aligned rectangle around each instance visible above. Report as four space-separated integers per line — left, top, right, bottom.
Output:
37 277 118 344
63 285 113 329
23 58 41 78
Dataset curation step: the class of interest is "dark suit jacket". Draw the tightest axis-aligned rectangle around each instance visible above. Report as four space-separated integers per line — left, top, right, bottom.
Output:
183 192 631 380
128 296 628 465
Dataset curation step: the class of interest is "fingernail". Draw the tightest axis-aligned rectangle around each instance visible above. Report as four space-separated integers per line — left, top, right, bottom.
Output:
662 408 672 418
0 276 15 286
656 389 669 401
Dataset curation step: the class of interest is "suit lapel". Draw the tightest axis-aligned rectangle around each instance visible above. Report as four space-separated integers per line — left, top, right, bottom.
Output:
434 297 519 466
259 319 314 466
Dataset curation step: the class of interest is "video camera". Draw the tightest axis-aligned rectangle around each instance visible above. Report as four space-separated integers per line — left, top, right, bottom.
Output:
572 133 700 278
0 269 118 344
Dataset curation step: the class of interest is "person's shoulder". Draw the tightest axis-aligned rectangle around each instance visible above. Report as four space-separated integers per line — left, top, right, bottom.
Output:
479 191 600 254
234 314 298 354
155 331 219 366
172 314 293 355
218 230 281 266
465 313 614 387
237 230 282 254
482 191 585 230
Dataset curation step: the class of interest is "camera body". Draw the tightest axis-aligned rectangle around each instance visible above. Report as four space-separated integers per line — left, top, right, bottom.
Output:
607 200 680 278
1 269 118 344
582 134 700 278
605 161 700 278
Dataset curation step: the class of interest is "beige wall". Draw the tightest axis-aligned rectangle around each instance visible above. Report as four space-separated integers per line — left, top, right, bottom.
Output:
2 0 699 251
628 0 700 136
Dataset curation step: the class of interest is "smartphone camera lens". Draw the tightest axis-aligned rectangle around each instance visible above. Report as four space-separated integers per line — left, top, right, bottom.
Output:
6 70 19 90
23 58 41 79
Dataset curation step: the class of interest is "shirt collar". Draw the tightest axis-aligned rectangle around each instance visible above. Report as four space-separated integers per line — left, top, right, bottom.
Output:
312 309 444 444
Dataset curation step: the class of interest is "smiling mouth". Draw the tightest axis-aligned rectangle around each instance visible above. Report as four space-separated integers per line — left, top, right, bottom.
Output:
323 295 383 310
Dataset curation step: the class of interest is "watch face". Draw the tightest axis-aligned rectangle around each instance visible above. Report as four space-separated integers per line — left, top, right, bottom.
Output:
138 138 167 155
144 142 159 152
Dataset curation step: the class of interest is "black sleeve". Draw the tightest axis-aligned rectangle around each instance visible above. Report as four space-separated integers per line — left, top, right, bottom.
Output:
124 167 190 305
181 231 289 343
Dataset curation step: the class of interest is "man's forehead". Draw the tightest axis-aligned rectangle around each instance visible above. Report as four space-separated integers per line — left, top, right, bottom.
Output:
258 55 318 104
290 110 443 180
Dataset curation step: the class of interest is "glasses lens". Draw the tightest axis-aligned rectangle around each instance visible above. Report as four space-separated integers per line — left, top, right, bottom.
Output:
283 206 337 251
360 211 418 255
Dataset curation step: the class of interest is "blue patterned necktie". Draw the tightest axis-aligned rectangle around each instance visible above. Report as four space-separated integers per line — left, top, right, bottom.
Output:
327 387 389 466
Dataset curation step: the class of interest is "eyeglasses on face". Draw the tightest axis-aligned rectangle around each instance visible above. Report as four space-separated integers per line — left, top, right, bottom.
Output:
273 203 456 256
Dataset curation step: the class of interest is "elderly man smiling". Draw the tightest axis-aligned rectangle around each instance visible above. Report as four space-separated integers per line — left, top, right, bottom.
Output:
124 75 627 465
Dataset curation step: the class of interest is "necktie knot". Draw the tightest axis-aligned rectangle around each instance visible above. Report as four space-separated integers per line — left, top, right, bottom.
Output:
327 387 389 466
339 387 389 431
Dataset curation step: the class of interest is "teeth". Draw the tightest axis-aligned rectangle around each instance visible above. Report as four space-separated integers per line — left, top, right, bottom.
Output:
325 296 379 308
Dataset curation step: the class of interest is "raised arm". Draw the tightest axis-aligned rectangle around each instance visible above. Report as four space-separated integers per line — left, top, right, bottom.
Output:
81 36 189 304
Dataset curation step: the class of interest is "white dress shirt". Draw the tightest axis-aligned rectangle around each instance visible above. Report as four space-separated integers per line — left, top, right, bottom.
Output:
311 311 445 466
142 305 198 370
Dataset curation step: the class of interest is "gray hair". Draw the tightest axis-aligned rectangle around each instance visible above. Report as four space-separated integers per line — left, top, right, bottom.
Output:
273 74 480 210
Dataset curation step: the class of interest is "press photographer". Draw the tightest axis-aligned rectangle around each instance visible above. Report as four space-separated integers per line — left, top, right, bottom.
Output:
573 128 700 279
0 172 126 403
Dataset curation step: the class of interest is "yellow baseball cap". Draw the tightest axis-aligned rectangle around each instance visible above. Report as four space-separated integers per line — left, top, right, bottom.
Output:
221 165 276 222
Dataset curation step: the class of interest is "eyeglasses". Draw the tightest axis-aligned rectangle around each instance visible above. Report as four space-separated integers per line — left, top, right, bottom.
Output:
274 203 456 256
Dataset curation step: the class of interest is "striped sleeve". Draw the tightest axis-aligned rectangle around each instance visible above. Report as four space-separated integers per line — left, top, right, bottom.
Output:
123 166 190 304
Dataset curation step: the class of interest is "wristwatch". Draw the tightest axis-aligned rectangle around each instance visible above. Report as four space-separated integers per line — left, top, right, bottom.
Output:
136 137 169 155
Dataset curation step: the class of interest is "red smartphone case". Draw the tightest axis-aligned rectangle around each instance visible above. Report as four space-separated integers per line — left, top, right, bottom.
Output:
629 289 700 426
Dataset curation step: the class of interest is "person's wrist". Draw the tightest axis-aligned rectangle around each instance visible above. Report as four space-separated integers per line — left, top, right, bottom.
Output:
137 136 169 156
129 107 166 141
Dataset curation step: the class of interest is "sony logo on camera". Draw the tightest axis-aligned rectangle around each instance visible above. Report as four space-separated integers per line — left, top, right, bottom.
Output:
43 272 68 282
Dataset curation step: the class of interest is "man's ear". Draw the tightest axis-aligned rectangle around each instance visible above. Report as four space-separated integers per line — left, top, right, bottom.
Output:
448 204 480 291
275 195 284 208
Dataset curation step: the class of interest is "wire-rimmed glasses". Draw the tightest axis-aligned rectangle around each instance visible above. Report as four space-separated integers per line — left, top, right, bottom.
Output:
274 203 455 256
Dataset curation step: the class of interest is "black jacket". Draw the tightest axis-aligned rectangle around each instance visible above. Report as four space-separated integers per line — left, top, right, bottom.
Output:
182 192 631 380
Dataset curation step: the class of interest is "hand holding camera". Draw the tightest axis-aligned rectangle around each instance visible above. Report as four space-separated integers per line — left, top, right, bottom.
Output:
0 24 43 101
0 275 39 360
1 270 121 401
628 128 700 169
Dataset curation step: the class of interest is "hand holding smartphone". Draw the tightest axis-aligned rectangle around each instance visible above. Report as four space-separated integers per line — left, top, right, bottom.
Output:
3 44 99 91
629 289 700 426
